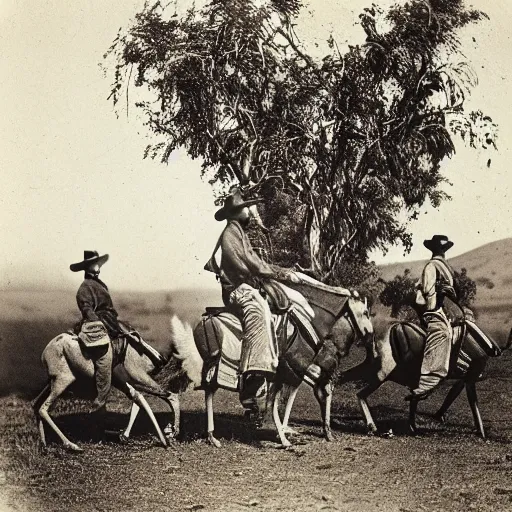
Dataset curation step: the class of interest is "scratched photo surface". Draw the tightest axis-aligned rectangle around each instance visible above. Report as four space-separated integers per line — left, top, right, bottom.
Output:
1 1 512 511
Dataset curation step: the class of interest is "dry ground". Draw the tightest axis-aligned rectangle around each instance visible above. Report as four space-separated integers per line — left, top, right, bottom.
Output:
2 288 512 511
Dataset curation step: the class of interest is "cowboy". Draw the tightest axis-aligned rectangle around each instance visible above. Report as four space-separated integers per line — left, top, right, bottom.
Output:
406 235 458 401
205 188 301 417
70 250 121 410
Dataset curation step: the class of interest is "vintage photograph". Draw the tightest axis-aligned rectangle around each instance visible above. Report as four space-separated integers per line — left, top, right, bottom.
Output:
1 0 511 510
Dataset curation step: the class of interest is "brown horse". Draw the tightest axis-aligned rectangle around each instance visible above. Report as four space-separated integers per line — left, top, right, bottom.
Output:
129 276 374 448
33 323 182 452
340 317 512 438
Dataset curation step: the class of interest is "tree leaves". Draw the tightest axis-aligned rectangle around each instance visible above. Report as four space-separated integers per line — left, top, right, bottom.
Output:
105 0 496 283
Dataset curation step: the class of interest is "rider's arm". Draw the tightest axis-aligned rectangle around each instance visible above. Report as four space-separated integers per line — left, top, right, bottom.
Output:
222 226 274 279
76 283 100 322
421 262 437 311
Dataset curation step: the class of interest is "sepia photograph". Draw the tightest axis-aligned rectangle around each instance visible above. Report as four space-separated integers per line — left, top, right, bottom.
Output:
1 0 511 510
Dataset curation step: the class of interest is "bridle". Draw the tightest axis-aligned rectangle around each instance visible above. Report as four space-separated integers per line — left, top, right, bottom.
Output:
341 296 371 342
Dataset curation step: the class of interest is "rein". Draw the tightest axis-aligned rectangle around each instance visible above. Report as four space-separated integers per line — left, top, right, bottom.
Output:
342 300 365 341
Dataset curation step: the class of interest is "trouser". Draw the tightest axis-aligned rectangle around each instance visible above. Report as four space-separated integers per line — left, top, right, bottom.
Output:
229 283 278 375
414 309 452 393
91 343 113 408
228 284 278 413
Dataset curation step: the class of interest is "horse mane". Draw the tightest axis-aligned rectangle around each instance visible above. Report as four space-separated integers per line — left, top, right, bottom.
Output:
287 281 349 318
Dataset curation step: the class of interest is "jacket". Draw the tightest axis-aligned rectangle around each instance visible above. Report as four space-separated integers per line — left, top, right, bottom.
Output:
76 276 122 339
419 256 456 311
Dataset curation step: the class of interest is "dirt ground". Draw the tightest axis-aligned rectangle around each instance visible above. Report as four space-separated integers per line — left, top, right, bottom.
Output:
2 289 512 512
2 349 512 512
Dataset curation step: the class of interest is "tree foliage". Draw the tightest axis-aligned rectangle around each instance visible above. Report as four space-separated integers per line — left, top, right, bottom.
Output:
106 0 497 282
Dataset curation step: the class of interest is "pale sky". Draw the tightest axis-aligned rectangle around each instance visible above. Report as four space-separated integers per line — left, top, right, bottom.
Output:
1 0 511 291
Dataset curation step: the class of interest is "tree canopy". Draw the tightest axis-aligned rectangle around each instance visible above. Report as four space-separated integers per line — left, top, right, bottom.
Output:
106 0 497 282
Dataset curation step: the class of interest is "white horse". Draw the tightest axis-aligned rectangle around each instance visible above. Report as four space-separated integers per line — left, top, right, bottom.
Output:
33 325 182 452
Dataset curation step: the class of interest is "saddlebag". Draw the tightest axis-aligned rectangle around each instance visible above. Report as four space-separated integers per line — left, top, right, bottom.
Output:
78 321 110 348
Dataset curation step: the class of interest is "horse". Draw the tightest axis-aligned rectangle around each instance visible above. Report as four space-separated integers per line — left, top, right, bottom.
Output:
33 322 183 452
339 313 512 438
125 275 373 448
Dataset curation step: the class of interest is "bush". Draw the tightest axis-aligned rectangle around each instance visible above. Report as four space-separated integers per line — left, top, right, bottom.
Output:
380 266 478 321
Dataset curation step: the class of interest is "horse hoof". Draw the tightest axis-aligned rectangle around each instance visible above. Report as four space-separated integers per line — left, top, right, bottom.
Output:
408 425 417 436
380 429 394 439
64 443 83 453
208 434 222 448
433 413 446 424
368 423 377 433
164 425 179 438
324 431 334 442
281 441 292 449
119 433 130 445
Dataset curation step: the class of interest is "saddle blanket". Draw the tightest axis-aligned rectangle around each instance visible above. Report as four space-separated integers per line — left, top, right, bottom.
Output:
195 307 331 390
194 312 244 390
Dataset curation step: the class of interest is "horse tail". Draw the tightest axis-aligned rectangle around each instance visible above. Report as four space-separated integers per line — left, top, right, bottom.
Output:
169 315 203 388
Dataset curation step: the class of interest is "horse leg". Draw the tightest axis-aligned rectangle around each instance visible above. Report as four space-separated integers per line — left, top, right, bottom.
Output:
357 379 384 434
38 375 82 452
281 385 300 434
433 380 464 424
114 375 168 448
466 382 485 439
313 381 334 442
120 402 140 443
32 383 51 446
408 398 419 435
162 392 181 440
270 382 291 448
205 388 221 448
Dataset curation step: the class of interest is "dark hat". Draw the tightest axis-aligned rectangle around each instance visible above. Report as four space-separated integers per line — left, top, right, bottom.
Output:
70 251 109 272
423 235 454 253
214 188 263 222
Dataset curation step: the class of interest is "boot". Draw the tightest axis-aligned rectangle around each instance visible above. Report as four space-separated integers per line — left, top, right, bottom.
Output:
240 372 270 425
405 374 442 402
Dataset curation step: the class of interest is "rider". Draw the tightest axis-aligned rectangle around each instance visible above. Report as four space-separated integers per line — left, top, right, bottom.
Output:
205 188 302 417
70 251 122 410
406 235 458 401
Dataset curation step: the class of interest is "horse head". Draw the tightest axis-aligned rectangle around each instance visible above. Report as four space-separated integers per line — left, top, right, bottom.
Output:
345 293 374 346
506 327 512 352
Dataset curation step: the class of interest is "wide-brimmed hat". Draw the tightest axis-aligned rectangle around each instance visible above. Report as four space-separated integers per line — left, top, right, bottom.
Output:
423 235 454 253
70 251 109 272
214 188 263 222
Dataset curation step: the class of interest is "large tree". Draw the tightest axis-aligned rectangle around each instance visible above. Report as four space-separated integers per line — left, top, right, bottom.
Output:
106 0 497 282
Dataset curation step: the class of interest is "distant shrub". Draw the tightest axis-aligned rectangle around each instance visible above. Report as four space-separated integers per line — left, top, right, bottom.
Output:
475 276 495 289
379 269 419 322
454 268 478 307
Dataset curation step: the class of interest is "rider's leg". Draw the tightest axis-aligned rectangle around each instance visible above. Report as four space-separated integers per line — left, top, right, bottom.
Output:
91 344 113 410
230 284 278 416
407 310 452 400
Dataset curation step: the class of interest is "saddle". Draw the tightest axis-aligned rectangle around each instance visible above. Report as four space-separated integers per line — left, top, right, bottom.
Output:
388 320 501 378
195 305 336 390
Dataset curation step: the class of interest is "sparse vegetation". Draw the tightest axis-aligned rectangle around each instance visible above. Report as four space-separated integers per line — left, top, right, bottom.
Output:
1 281 512 511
